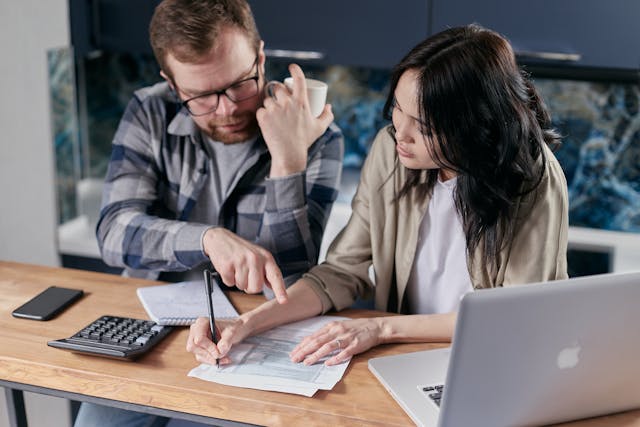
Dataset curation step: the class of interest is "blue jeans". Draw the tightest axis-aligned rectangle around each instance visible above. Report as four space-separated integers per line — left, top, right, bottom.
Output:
73 402 169 427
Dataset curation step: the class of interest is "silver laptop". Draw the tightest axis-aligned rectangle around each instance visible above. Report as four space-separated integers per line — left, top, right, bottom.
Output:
368 272 640 427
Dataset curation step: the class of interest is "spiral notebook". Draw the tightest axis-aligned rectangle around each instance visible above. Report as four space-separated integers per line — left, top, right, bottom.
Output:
136 280 239 325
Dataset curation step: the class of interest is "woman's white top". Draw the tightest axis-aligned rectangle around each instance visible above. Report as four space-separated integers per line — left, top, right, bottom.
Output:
405 177 474 314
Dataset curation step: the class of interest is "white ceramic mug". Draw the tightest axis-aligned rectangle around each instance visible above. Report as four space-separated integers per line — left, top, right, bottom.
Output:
283 77 328 117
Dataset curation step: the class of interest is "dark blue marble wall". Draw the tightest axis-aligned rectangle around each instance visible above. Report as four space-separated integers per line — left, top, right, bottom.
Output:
265 61 390 168
48 48 78 224
536 79 640 232
50 50 640 245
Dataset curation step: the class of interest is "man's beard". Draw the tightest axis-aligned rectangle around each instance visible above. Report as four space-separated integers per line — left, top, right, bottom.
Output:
201 111 259 143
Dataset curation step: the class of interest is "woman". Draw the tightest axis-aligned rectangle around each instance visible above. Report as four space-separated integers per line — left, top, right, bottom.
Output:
187 24 569 366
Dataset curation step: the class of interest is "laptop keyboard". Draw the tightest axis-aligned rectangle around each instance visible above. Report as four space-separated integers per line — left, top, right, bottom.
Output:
419 384 445 407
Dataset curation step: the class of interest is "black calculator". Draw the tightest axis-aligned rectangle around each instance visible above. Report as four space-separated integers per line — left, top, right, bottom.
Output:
48 315 173 360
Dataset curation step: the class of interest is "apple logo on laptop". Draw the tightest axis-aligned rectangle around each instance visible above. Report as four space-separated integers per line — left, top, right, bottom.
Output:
557 342 581 369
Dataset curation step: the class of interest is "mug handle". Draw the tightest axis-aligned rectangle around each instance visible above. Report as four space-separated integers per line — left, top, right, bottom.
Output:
264 81 288 100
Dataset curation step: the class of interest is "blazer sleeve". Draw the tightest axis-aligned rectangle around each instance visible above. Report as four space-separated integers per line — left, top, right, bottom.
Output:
302 130 392 312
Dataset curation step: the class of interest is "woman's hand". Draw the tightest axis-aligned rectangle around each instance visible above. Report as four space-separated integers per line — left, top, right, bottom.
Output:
289 318 386 366
186 316 252 366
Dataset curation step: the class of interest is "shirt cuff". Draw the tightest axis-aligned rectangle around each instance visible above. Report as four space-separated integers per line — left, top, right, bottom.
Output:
265 171 306 212
174 223 211 267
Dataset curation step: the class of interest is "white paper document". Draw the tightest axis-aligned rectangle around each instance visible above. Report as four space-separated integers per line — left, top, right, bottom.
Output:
188 316 351 396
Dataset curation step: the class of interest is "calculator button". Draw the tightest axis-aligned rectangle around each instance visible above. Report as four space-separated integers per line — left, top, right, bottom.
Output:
135 336 150 345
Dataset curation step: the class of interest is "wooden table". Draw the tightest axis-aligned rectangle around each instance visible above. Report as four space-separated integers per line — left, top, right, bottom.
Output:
1 261 639 426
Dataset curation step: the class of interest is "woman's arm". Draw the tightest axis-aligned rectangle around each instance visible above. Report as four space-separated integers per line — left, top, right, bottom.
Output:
186 279 323 365
290 311 457 366
187 278 457 366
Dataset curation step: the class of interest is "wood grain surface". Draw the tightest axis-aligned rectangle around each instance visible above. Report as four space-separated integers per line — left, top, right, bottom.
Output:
1 261 639 426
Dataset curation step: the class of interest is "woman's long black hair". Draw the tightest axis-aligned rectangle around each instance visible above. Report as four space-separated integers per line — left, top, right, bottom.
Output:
383 24 560 268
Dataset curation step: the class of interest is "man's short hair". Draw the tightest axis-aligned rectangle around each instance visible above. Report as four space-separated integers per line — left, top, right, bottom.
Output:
149 0 261 77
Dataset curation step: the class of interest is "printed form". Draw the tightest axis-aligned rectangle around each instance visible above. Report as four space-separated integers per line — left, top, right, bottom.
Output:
188 316 351 396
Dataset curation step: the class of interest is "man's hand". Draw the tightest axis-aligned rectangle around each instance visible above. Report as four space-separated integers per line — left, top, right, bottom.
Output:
257 63 334 178
203 227 288 303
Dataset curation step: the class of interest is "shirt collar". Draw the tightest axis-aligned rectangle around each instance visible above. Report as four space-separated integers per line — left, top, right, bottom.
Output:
437 174 458 189
167 106 201 137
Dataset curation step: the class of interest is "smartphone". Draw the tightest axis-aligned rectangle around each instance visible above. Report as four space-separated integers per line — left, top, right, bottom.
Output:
12 286 84 321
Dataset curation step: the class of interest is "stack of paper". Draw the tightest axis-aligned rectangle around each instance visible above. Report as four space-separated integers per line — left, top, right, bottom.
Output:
188 316 351 396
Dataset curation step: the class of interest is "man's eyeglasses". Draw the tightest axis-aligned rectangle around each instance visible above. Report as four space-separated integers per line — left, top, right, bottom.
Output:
178 55 260 116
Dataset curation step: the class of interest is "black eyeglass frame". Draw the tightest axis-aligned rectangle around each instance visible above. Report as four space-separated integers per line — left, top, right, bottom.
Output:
175 55 261 117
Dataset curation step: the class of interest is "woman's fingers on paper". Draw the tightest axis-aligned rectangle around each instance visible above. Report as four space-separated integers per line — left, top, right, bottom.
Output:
302 339 337 365
290 331 331 363
325 347 352 366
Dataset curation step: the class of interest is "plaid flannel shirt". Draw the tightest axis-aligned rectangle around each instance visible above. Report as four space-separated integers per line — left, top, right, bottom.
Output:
97 82 344 282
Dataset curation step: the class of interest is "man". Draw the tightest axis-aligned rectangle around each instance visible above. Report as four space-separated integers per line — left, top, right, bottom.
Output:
76 0 343 425
96 0 344 303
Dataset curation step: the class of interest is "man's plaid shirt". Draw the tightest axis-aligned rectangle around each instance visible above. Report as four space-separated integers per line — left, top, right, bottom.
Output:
97 82 344 282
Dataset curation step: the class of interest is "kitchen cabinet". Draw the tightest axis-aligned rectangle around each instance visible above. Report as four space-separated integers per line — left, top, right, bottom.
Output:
70 0 161 56
70 0 430 69
431 0 640 71
247 0 429 68
70 0 638 72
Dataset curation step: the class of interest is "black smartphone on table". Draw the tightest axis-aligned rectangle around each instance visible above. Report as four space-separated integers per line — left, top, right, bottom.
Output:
12 286 84 321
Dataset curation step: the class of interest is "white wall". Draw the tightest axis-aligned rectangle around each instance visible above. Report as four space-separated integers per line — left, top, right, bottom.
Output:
0 2 71 426
0 0 66 267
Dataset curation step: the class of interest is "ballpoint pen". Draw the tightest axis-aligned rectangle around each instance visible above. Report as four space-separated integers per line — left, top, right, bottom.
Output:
203 269 219 368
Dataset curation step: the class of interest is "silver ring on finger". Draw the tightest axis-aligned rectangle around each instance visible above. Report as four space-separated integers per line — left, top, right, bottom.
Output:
335 339 342 350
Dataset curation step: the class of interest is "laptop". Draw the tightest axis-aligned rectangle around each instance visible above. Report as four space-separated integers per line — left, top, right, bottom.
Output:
368 272 640 427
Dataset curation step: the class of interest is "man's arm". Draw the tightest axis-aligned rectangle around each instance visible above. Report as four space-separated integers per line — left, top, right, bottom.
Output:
206 125 342 296
259 125 343 283
98 92 289 302
254 64 344 285
97 94 211 274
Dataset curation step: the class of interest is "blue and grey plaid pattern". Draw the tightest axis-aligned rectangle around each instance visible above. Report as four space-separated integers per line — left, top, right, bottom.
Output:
97 82 344 282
